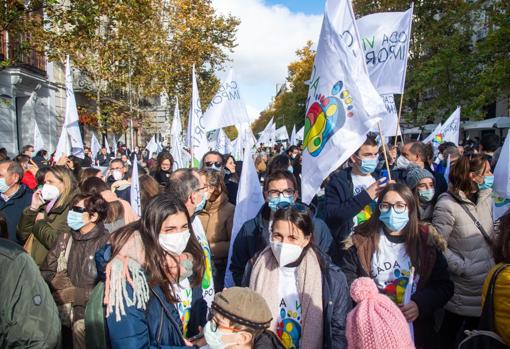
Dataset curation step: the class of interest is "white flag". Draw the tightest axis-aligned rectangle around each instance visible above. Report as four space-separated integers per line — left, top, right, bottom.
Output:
493 131 510 220
64 56 85 159
214 128 232 154
296 126 304 141
130 154 141 216
290 125 297 146
301 0 386 204
257 117 274 146
224 147 265 287
146 135 158 156
54 122 70 160
33 121 45 154
275 125 289 141
170 99 185 170
203 69 251 131
440 107 461 145
423 122 442 144
104 136 111 154
186 65 208 167
357 5 413 95
374 94 400 137
91 133 101 162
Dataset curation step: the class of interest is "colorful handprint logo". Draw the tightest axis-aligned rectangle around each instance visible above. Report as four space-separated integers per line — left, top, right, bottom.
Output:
303 80 353 157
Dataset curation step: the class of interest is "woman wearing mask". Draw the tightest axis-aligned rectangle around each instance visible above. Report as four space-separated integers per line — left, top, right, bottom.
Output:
198 169 234 291
41 193 109 349
432 154 495 348
80 177 138 233
223 154 239 205
245 206 351 349
96 195 207 348
17 166 77 265
406 167 436 222
152 152 174 187
341 183 453 349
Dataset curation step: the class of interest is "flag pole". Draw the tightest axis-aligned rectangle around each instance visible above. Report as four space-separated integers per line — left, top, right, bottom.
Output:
378 122 392 181
394 94 405 146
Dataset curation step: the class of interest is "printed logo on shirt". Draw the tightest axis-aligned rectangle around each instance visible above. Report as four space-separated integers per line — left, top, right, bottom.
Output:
277 298 302 349
177 287 192 337
372 261 411 304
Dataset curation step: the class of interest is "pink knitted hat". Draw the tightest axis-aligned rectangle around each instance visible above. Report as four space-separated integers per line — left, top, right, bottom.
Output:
346 277 415 349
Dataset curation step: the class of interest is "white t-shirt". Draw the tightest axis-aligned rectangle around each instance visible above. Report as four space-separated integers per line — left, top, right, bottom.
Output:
277 267 302 349
174 278 193 337
370 229 418 304
351 174 376 227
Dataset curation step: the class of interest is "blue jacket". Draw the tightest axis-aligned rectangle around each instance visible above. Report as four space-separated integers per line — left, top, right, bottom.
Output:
230 204 333 286
96 245 207 349
0 184 32 243
242 248 351 349
324 168 374 264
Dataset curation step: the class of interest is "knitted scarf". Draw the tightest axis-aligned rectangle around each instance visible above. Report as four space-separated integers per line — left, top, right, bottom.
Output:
249 246 324 349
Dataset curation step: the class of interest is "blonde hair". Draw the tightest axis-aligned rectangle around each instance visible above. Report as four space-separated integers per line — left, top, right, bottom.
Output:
47 166 77 207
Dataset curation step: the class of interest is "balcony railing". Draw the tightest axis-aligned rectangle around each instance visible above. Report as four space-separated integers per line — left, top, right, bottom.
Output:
1 31 46 74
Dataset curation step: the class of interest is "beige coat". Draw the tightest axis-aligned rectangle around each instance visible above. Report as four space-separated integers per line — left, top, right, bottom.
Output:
198 192 234 266
432 188 495 317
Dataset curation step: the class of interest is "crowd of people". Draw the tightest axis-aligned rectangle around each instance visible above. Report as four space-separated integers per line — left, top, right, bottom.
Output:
0 133 509 349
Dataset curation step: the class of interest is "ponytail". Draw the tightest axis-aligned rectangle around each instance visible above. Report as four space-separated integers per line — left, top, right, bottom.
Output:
449 154 486 193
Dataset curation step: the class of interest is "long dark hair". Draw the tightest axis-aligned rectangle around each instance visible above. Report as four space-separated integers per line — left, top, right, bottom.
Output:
449 154 488 194
109 194 205 303
353 183 423 273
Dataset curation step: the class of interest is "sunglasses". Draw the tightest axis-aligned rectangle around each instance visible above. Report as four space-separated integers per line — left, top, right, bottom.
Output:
71 206 86 213
275 201 310 213
205 161 222 168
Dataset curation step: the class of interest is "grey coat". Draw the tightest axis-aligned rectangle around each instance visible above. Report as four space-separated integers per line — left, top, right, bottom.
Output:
432 188 495 317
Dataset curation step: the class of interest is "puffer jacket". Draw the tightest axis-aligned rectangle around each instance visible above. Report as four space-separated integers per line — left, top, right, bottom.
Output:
198 192 234 265
41 223 109 321
432 188 495 317
482 263 510 346
16 193 75 266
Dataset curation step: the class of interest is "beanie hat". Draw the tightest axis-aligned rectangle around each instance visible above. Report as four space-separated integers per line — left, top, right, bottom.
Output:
405 167 435 190
346 277 415 349
212 287 272 330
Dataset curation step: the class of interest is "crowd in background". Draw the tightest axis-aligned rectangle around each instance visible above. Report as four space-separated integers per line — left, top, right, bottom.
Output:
0 132 509 349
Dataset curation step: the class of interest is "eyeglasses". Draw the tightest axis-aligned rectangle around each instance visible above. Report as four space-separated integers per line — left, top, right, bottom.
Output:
205 161 222 168
266 189 295 199
71 206 86 213
379 202 408 214
207 314 241 333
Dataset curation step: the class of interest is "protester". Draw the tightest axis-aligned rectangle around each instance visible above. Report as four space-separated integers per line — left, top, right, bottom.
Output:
97 147 111 167
202 150 224 172
17 165 77 265
255 154 267 182
66 155 83 181
80 167 104 186
230 170 333 286
432 154 495 348
15 154 38 190
341 183 453 348
286 145 300 160
204 287 285 349
346 277 415 349
0 147 9 161
151 151 174 187
0 238 61 348
398 141 448 195
96 195 207 347
41 193 109 349
120 153 131 167
0 214 7 238
377 143 397 171
198 169 234 291
324 135 387 264
80 177 138 233
0 160 33 243
482 210 510 346
479 134 500 167
139 174 161 211
267 154 293 175
405 167 436 222
21 144 34 158
245 205 350 348
224 154 239 204
33 149 49 167
107 159 131 202
82 147 93 167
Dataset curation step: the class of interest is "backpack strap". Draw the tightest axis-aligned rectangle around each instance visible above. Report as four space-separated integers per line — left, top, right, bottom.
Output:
478 263 510 331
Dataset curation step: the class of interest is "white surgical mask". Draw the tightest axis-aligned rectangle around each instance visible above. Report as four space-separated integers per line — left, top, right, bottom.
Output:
112 170 123 181
41 184 61 201
159 230 191 255
270 241 303 267
0 178 12 193
396 156 411 169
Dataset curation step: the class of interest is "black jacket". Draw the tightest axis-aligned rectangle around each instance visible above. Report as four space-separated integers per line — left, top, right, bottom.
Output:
151 169 171 187
97 154 111 167
340 226 454 349
324 168 374 264
0 184 33 243
230 204 333 286
243 248 351 349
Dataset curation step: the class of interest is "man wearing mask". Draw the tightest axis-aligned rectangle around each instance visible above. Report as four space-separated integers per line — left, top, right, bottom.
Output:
0 161 32 243
107 159 131 202
286 145 300 160
230 170 333 286
97 147 111 167
168 169 215 305
397 141 448 195
82 147 93 167
324 135 388 264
